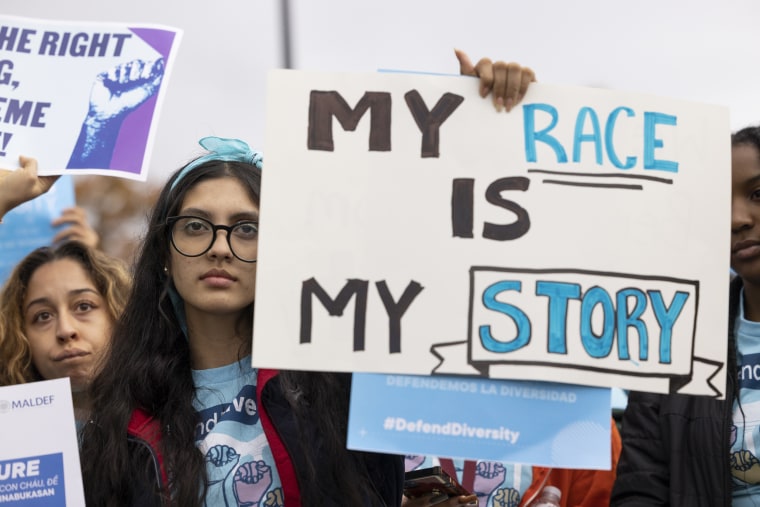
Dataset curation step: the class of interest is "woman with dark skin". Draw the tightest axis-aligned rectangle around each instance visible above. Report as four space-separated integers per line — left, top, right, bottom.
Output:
612 126 760 506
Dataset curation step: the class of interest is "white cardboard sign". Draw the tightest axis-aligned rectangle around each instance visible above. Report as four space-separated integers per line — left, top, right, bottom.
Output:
0 378 84 506
0 15 182 180
253 69 730 397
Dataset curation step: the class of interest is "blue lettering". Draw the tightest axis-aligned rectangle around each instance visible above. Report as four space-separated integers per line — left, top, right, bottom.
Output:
572 106 603 164
605 107 637 169
535 280 581 354
580 287 615 358
523 103 568 163
643 112 679 172
616 288 648 360
648 290 689 364
476 276 690 366
479 281 531 353
522 104 679 173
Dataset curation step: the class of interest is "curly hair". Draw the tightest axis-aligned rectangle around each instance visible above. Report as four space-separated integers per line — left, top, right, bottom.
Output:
0 241 131 386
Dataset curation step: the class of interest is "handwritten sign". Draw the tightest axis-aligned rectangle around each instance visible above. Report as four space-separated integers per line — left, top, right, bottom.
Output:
252 70 730 397
0 378 84 506
0 15 182 180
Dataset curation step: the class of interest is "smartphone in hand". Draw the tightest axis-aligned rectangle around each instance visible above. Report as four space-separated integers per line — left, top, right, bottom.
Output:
404 466 471 499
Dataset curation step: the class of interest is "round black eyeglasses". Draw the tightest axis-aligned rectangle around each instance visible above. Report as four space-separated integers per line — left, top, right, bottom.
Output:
167 215 258 263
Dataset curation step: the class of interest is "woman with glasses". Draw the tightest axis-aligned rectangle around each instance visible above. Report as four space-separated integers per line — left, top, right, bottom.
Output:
80 51 535 507
81 135 403 506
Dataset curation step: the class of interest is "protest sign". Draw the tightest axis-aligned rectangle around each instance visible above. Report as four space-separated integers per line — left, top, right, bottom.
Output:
253 70 730 397
348 373 611 469
0 378 83 506
0 15 182 180
0 176 75 285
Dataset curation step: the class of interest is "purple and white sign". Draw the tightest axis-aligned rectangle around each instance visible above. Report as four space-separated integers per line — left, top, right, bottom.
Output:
0 15 182 180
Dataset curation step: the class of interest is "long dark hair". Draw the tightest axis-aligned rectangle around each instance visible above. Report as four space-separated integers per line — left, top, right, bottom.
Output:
80 160 260 506
80 159 392 505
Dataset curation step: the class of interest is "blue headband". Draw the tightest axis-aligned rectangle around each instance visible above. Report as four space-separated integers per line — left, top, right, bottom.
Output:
170 136 263 191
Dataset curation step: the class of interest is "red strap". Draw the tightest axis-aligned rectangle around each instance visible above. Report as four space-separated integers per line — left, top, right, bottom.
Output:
461 460 476 493
439 458 476 493
127 408 169 488
439 458 458 483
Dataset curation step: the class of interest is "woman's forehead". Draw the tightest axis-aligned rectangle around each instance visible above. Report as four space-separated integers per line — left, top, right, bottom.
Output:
734 144 760 179
178 178 259 215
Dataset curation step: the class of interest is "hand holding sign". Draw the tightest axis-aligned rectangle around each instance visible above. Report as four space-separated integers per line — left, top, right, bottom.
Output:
255 67 730 397
455 49 536 112
0 155 58 220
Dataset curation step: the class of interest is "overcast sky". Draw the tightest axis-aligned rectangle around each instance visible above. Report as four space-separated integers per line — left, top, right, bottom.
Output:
4 0 758 183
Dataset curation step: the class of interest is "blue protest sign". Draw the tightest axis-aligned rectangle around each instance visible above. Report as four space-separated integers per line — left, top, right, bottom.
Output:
0 176 75 285
348 373 611 469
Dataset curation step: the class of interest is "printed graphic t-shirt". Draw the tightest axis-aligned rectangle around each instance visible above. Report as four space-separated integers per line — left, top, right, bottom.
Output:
193 356 283 507
732 292 760 505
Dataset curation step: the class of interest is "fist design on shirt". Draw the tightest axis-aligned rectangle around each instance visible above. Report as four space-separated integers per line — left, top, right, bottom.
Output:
492 487 520 507
233 460 273 506
206 444 241 484
474 462 506 498
730 450 760 485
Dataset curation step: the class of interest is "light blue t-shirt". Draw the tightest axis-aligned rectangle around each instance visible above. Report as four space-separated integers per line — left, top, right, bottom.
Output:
193 356 283 507
731 292 760 505
405 455 532 507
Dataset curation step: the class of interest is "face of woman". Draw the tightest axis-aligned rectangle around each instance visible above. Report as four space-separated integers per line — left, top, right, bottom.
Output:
731 143 760 285
168 177 259 321
23 258 113 392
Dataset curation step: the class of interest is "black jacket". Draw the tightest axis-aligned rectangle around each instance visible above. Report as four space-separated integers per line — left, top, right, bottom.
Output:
610 278 741 506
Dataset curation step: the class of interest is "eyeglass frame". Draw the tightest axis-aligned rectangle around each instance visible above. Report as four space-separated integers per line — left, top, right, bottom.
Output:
166 215 258 263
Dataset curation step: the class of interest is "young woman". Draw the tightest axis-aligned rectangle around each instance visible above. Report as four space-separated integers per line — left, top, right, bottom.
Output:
78 138 401 506
79 53 535 507
611 125 760 506
0 240 131 423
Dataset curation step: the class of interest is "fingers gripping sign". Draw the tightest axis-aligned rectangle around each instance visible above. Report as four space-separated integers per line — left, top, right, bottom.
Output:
455 49 536 112
0 155 59 220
